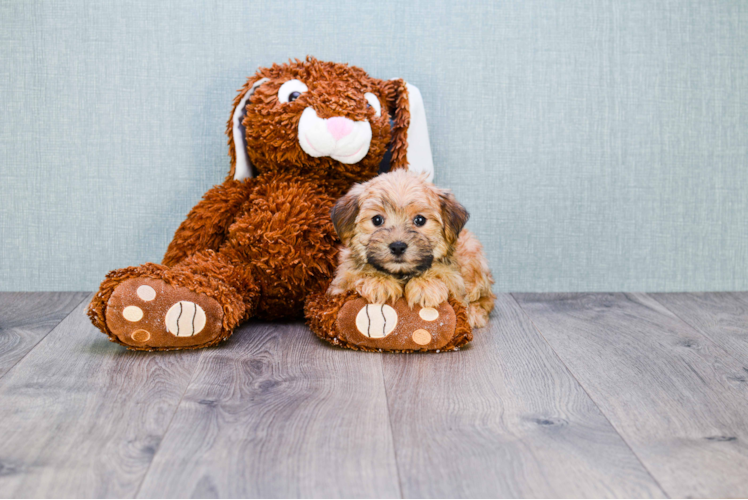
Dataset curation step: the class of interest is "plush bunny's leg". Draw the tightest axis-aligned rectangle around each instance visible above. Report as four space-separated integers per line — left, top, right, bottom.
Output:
161 179 255 267
213 174 340 320
89 174 339 350
305 291 473 352
89 251 259 350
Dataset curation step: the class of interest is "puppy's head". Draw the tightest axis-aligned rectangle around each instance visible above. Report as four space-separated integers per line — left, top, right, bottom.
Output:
331 170 469 277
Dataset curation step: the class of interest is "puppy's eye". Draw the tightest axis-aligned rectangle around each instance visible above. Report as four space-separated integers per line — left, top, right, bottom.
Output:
372 215 384 226
414 215 427 227
278 79 308 104
364 92 382 117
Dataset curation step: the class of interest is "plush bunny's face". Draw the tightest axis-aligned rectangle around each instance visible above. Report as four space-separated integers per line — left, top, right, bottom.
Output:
229 59 394 183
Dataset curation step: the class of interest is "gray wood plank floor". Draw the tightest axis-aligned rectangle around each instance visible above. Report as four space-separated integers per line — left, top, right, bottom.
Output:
138 321 399 498
514 293 748 499
0 296 203 498
0 292 747 498
0 292 89 378
651 292 748 366
382 295 664 498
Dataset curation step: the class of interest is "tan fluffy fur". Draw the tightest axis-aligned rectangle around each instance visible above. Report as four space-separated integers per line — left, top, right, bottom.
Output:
329 170 495 328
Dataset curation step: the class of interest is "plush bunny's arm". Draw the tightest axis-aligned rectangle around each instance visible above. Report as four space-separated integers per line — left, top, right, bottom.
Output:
162 179 254 267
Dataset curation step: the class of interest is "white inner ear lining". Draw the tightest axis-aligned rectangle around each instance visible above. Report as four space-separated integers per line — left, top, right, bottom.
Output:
400 82 434 182
232 77 268 181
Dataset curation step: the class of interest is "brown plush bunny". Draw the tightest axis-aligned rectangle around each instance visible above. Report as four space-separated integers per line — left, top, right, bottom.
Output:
88 57 440 350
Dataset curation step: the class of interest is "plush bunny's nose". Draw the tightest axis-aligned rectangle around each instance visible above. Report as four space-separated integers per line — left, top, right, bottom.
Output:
326 117 354 140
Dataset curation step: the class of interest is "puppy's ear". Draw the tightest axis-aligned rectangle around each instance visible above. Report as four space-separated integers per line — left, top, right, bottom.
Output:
330 187 361 244
439 190 469 244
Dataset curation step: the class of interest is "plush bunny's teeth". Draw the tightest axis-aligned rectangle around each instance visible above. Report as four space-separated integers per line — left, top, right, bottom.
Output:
298 107 372 164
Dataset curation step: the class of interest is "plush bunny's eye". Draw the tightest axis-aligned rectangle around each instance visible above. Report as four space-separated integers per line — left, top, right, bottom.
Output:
364 92 382 117
278 79 308 104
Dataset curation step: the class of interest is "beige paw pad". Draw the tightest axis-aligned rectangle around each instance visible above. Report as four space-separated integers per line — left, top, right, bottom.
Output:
165 301 207 337
356 304 398 339
131 329 151 342
122 306 143 322
137 285 156 301
412 329 432 345
419 307 439 321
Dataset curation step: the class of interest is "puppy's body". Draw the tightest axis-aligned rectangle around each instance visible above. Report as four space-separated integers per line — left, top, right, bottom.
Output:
329 170 495 328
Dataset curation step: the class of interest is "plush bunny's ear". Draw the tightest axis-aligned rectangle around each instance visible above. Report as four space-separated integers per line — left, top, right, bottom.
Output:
385 80 435 182
228 77 268 181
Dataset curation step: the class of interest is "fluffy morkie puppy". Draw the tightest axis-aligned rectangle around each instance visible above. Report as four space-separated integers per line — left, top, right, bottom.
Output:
329 170 495 328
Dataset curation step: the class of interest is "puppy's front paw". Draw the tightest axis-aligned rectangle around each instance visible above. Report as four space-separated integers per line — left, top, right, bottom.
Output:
356 277 403 305
405 277 449 308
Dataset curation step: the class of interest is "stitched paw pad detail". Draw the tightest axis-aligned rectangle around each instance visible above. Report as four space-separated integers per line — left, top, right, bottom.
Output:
355 304 398 338
165 301 207 337
105 277 224 349
337 298 456 351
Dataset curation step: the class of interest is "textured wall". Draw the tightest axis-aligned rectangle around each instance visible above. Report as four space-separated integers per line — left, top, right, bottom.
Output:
1 0 747 291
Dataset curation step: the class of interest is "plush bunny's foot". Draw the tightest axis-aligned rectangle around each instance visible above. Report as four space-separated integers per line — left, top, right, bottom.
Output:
88 261 255 351
102 277 225 350
305 291 472 352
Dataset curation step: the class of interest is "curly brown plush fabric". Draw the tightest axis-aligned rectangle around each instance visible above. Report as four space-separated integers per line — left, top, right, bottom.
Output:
88 57 419 350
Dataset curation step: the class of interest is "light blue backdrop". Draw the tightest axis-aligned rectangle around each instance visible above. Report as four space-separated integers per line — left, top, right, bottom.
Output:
1 0 747 292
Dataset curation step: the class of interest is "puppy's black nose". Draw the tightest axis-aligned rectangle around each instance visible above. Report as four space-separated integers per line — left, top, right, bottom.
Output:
389 241 408 256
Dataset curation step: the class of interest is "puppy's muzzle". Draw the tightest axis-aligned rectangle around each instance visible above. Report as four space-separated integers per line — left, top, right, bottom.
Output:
366 229 434 278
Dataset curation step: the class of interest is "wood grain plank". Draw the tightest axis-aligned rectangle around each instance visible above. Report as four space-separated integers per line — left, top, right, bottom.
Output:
0 296 202 498
137 321 400 498
514 293 748 498
652 292 748 366
0 292 89 378
382 294 665 498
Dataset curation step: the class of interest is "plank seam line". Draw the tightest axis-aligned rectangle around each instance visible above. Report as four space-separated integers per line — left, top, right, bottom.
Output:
509 293 672 499
0 292 90 383
647 293 748 369
380 353 405 499
133 349 205 498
